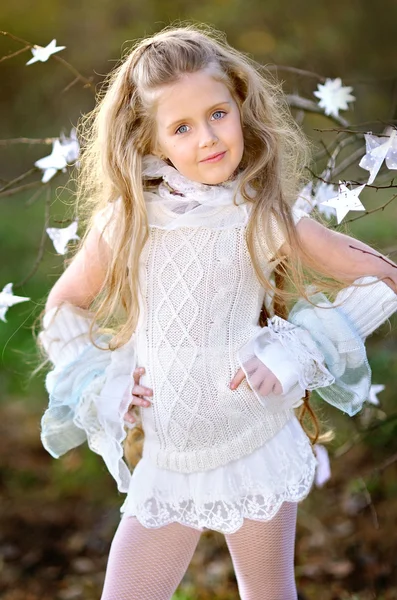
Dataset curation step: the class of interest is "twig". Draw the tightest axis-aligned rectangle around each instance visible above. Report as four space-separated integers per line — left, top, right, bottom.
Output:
309 166 397 189
372 452 397 474
0 46 30 63
286 94 349 127
358 477 379 530
332 193 397 226
0 137 57 145
0 30 32 46
348 244 397 270
25 186 45 207
335 413 397 459
266 66 397 86
61 76 81 94
313 127 395 137
53 55 95 91
0 168 38 194
266 64 326 82
313 134 360 171
0 181 44 198
13 187 51 289
0 30 95 92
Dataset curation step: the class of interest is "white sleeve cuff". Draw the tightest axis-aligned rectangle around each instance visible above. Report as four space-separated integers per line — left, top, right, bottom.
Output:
253 339 303 395
39 303 99 367
334 275 397 339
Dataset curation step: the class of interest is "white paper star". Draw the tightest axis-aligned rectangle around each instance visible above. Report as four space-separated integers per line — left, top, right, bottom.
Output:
0 283 30 322
313 78 356 119
26 39 66 65
59 128 80 164
294 182 314 214
313 444 331 487
35 130 80 183
319 181 366 224
367 384 385 406
295 182 338 220
359 129 397 185
46 221 80 254
313 182 338 219
35 140 68 183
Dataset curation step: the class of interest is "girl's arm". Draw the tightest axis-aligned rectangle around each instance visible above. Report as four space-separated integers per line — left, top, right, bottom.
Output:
39 226 137 493
40 226 112 367
281 217 397 292
231 219 397 416
45 226 110 312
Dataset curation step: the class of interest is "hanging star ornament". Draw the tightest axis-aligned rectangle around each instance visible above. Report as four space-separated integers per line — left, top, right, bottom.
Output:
26 39 66 65
46 221 80 255
35 140 68 183
313 77 356 119
367 384 385 406
0 283 30 322
294 182 314 214
313 444 331 487
295 181 337 220
59 128 80 164
359 128 397 184
318 181 366 224
35 129 80 183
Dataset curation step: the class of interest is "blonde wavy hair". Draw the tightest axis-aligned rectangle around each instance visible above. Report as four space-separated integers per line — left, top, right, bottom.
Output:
45 23 363 459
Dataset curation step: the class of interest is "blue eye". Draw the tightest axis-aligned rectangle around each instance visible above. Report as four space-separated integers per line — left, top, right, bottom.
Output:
175 124 189 135
174 110 226 135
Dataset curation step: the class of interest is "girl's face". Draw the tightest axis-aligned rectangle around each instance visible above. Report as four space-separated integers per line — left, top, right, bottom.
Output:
153 69 245 185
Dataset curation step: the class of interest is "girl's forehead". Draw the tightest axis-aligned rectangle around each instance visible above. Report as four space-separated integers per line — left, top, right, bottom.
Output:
154 71 233 123
157 71 230 102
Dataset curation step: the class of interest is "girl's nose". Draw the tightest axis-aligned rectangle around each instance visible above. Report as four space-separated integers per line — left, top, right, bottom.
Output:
198 124 218 148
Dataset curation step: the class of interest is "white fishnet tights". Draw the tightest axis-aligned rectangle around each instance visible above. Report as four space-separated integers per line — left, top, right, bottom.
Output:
101 502 297 600
100 516 202 600
224 502 298 600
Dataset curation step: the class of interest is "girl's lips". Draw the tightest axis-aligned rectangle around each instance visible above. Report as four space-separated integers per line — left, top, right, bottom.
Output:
200 151 226 163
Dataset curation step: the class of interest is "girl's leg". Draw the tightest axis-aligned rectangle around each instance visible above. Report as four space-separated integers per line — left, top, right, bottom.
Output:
224 502 298 600
101 515 202 600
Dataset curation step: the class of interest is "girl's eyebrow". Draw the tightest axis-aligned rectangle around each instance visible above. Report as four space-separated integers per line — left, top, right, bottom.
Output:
165 101 231 131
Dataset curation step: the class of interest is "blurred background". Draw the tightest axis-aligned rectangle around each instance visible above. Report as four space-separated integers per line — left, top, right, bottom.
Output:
1 1 397 598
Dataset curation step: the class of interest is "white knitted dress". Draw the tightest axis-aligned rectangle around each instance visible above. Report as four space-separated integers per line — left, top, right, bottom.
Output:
95 156 318 534
39 157 397 533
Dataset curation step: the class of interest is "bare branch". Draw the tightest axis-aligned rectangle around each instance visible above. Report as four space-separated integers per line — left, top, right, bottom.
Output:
0 30 33 47
13 187 51 289
53 54 95 91
330 193 397 226
0 30 95 92
267 64 397 86
0 168 38 194
358 477 379 530
266 64 326 82
0 137 57 145
286 94 350 127
0 46 30 63
0 181 44 199
348 244 397 270
313 126 396 137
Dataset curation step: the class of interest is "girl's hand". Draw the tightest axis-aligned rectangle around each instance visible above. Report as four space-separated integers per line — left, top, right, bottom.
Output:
229 357 283 396
124 367 153 426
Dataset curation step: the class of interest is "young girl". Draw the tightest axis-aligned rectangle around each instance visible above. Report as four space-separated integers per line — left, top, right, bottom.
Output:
38 24 397 600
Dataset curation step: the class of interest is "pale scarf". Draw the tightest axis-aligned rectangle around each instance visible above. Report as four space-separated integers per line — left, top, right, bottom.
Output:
141 154 253 230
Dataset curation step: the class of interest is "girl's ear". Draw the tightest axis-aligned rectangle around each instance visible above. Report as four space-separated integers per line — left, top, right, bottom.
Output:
151 148 167 160
150 138 166 160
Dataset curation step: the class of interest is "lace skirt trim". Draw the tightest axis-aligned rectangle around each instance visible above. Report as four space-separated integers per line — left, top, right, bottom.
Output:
120 417 317 534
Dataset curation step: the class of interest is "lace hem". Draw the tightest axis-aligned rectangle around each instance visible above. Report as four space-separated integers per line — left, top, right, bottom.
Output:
120 417 317 534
